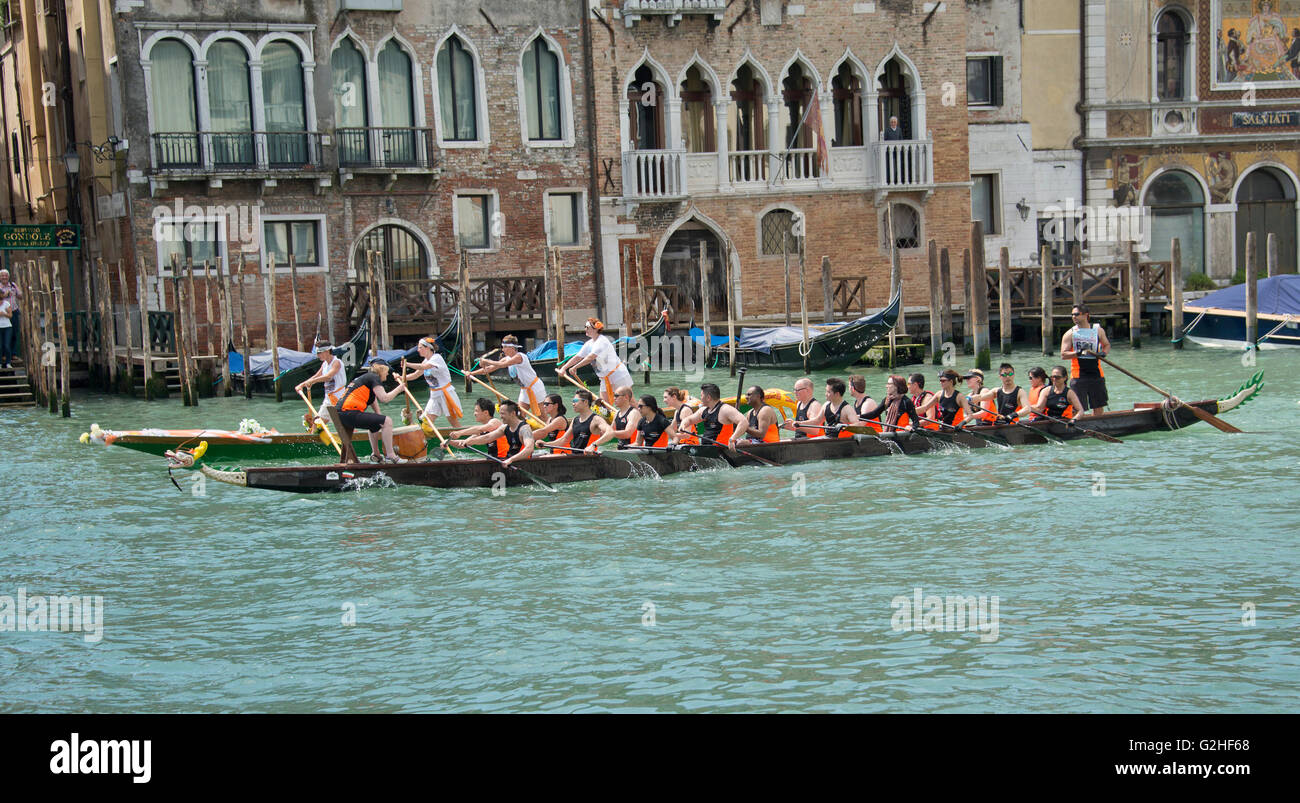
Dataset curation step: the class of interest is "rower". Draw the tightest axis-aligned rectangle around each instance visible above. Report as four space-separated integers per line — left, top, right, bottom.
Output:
820 377 859 438
858 374 917 433
848 375 878 420
448 398 501 440
1030 366 1084 421
401 335 463 429
663 386 699 445
739 386 781 443
473 334 546 417
633 395 673 448
676 382 748 450
915 368 964 427
961 368 997 425
531 393 568 445
992 362 1030 422
1061 304 1110 415
1025 366 1049 419
548 390 611 454
450 400 534 467
588 385 640 449
557 317 633 407
781 377 823 438
336 357 409 464
295 342 348 407
907 373 938 428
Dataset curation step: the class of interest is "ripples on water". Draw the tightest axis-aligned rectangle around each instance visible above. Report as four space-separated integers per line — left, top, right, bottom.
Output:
0 346 1297 712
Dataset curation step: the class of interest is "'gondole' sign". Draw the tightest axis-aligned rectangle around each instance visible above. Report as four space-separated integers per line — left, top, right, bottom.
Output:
0 224 81 250
1232 110 1300 128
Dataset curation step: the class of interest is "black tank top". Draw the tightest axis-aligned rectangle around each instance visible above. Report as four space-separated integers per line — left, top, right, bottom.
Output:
995 386 1022 418
569 413 594 449
936 390 961 426
824 400 849 427
794 399 814 439
855 395 876 418
698 403 724 442
613 406 634 446
637 412 671 446
544 416 567 443
502 421 528 457
1044 386 1071 417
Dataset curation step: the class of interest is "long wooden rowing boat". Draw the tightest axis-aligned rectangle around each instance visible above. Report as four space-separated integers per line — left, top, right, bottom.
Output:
89 423 434 461
183 371 1263 493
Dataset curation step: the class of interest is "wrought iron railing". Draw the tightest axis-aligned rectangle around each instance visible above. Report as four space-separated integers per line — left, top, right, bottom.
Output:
336 127 436 169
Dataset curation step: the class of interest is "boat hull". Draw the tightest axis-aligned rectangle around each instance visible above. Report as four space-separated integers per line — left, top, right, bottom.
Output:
99 426 428 461
1182 310 1300 349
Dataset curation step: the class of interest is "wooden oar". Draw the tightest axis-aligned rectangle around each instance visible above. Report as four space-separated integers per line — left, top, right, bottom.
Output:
296 387 342 456
1089 351 1243 433
866 419 951 445
1031 411 1123 444
397 363 453 458
465 445 558 493
461 369 548 429
694 433 782 467
994 414 1069 445
555 368 617 416
401 358 413 425
927 416 1013 447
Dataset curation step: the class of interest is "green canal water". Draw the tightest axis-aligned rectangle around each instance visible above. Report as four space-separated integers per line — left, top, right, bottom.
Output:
1 344 1297 712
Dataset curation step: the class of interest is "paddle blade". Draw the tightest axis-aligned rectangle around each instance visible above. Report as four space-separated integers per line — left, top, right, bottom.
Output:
1189 403 1243 433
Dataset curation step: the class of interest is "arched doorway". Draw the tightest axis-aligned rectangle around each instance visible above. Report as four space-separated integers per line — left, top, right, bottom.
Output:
354 223 431 280
659 223 726 318
1236 167 1296 274
1144 170 1204 274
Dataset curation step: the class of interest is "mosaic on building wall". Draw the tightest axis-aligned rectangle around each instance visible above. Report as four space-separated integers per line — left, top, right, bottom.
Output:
1215 0 1300 86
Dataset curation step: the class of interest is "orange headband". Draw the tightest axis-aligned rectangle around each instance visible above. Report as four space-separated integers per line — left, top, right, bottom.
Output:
585 318 604 331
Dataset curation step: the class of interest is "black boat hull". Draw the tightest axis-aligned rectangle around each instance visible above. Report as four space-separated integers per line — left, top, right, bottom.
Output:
709 291 901 371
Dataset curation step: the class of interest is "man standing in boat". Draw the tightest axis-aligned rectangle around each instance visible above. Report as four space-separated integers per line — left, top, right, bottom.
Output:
401 336 463 430
336 357 409 464
557 318 633 407
295 343 348 406
472 334 546 418
1061 305 1110 415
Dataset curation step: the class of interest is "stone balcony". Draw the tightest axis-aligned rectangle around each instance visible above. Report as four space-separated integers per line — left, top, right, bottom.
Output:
621 0 727 27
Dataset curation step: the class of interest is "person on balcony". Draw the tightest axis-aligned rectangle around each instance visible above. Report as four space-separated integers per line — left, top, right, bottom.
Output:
883 115 906 184
883 116 904 141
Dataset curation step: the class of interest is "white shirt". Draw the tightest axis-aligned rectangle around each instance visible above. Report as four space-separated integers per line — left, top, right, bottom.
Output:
320 354 346 396
417 353 452 388
507 352 540 387
576 335 621 377
0 299 12 328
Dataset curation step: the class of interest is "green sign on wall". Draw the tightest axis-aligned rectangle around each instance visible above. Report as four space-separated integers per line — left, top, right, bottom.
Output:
0 224 81 250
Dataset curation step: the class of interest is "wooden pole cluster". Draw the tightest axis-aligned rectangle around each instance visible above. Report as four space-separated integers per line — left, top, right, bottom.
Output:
927 239 941 363
173 255 196 406
365 250 378 358
219 258 233 395
727 243 738 377
961 247 973 354
289 254 303 352
95 257 118 389
970 221 990 370
1127 242 1141 348
939 247 953 352
375 252 390 353
15 261 44 407
459 251 472 394
37 259 54 412
1039 245 1053 355
237 253 251 399
1170 238 1184 349
137 257 155 399
116 259 134 394
998 247 1012 355
202 260 214 361
265 254 281 401
185 258 199 388
636 244 651 383
1245 232 1258 347
553 247 566 366
699 241 711 363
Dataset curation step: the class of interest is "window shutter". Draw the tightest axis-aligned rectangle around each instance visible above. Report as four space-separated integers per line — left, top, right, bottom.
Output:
990 57 1004 107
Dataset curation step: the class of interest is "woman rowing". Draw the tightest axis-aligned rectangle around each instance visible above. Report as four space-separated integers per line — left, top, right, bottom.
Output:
531 393 569 445
633 395 673 448
547 390 611 455
907 373 938 428
915 368 965 427
1029 366 1083 421
556 317 633 407
401 335 463 429
960 368 998 425
663 386 700 445
858 374 916 433
1025 366 1049 419
471 334 546 417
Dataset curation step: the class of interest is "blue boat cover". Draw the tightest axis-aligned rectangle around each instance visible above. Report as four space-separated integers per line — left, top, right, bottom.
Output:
526 332 650 363
377 346 419 364
687 329 732 348
1192 274 1300 317
228 347 316 378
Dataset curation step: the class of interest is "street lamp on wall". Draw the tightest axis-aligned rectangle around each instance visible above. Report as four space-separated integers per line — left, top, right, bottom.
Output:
1016 198 1030 221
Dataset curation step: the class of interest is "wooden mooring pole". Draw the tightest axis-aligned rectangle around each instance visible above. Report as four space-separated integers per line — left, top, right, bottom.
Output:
939 247 953 353
998 246 1011 355
1245 232 1258 347
1040 245 1053 356
927 239 941 363
970 221 990 369
1171 238 1184 349
1127 242 1141 348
